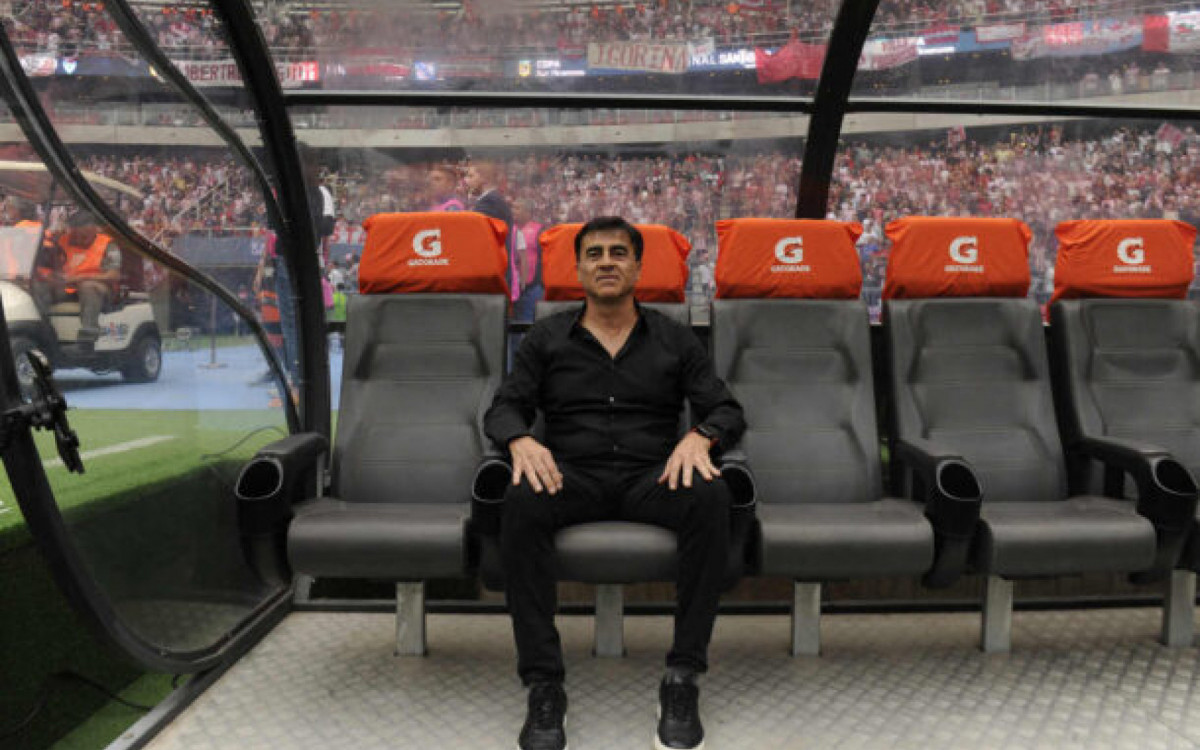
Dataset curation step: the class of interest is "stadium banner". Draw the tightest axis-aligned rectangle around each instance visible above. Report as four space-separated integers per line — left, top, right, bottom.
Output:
952 30 1019 54
976 22 1026 43
587 41 690 74
1142 11 1200 53
324 49 412 81
57 54 145 77
431 55 503 79
512 58 587 78
687 47 757 72
18 53 56 77
689 38 716 60
859 38 918 70
1012 19 1143 60
169 59 320 87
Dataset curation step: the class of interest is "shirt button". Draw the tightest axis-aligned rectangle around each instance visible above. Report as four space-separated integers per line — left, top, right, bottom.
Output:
609 396 615 404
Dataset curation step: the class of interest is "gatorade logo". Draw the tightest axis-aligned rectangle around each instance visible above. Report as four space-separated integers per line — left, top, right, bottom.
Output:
945 236 984 273
771 236 810 273
1114 237 1151 274
409 228 449 266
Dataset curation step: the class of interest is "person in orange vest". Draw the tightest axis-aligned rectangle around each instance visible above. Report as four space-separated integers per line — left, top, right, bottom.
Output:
0 196 43 280
34 211 121 344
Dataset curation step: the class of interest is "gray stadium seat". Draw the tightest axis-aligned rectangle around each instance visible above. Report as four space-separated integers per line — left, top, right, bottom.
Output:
1050 299 1200 645
239 212 509 656
886 296 1165 651
717 298 983 655
287 292 506 654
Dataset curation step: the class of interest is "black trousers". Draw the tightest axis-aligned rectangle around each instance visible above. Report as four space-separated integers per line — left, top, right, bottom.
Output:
500 460 732 686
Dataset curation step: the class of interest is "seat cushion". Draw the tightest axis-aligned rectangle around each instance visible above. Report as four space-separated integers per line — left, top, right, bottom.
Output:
288 499 468 579
974 498 1156 577
555 522 677 583
758 499 933 579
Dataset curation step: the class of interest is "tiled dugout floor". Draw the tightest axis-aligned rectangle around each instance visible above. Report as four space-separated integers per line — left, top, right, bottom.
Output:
147 608 1200 749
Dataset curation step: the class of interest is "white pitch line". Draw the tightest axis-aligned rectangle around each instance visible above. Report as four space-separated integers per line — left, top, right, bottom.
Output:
43 435 176 469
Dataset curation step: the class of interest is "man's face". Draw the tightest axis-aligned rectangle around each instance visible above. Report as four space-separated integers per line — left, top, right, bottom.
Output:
68 225 97 246
427 170 454 199
464 167 483 193
576 228 640 302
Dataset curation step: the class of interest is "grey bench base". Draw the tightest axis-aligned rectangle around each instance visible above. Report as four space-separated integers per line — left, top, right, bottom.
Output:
594 584 625 657
791 582 822 656
395 582 427 656
982 575 1014 653
1162 570 1197 648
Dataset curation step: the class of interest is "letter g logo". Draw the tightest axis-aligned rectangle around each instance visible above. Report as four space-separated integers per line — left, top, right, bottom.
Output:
413 228 443 258
948 236 978 264
774 236 804 264
1117 237 1145 265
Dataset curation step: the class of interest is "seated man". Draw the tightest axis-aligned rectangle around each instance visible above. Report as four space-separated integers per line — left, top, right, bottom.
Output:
484 216 745 750
32 211 120 344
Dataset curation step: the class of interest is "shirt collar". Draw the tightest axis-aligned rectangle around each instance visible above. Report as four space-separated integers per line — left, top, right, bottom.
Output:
570 299 645 332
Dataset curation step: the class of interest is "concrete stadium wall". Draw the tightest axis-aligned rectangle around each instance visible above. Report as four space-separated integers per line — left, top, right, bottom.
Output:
2 89 1197 151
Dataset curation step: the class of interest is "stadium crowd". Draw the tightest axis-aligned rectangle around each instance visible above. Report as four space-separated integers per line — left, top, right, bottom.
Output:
3 0 1162 59
61 121 1200 305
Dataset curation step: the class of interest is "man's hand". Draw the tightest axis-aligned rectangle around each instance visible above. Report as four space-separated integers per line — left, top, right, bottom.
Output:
509 436 563 495
658 431 720 490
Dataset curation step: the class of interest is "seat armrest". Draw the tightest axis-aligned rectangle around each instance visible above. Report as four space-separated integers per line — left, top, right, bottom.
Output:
716 447 756 510
473 447 512 505
471 449 512 538
235 432 328 512
894 438 983 588
251 432 329 474
1075 436 1198 537
234 431 328 585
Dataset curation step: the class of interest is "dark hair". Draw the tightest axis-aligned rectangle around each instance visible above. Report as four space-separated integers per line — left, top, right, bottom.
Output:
429 164 458 181
574 216 643 261
67 210 97 229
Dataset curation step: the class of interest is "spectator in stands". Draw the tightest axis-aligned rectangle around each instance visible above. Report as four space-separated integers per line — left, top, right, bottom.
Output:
510 197 544 322
344 253 359 293
426 164 465 212
485 216 743 750
467 159 517 313
300 144 336 268
466 159 513 229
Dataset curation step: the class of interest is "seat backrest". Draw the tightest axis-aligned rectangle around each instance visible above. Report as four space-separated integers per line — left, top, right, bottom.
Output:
711 218 878 504
1049 219 1200 481
1051 299 1200 478
883 217 1066 503
333 212 508 504
715 299 880 503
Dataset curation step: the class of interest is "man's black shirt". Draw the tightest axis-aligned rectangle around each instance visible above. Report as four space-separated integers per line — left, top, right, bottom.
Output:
484 304 745 467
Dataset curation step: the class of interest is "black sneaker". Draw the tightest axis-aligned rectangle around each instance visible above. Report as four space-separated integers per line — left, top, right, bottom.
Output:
656 674 704 750
519 681 568 750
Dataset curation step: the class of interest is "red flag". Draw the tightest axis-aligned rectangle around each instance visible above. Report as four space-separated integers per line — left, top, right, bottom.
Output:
1143 15 1169 52
755 36 826 84
1156 122 1185 148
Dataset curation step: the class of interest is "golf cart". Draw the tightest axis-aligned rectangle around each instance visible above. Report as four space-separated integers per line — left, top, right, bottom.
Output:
0 161 162 393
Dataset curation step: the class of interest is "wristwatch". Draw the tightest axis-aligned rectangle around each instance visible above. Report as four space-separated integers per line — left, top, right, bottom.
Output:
691 423 720 447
